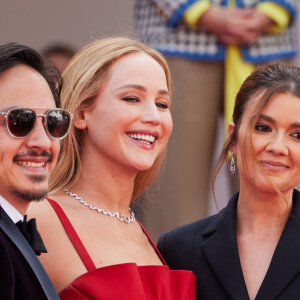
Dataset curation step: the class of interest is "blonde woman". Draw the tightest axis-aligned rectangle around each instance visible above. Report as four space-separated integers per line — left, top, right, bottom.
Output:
29 37 196 299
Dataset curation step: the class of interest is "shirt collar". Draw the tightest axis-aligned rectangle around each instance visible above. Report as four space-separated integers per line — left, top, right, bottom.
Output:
0 195 23 223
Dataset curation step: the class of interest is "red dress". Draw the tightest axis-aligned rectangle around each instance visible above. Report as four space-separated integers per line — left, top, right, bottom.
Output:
47 198 196 300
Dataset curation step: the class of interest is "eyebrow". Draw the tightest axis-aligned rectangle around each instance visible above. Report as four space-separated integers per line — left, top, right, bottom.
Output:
259 114 300 128
113 84 170 96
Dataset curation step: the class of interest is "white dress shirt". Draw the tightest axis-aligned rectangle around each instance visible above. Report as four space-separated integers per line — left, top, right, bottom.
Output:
0 195 23 223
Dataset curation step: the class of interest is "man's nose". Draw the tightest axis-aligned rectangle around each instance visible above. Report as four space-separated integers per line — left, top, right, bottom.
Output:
25 117 52 150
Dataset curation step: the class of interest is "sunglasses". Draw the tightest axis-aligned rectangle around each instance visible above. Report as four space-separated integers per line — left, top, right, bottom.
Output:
0 107 73 140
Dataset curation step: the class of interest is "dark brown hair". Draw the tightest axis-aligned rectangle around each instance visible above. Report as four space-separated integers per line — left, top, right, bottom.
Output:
212 63 300 204
0 42 62 107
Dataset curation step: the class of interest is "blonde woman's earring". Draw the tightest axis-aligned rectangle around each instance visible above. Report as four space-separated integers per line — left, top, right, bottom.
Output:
230 151 235 176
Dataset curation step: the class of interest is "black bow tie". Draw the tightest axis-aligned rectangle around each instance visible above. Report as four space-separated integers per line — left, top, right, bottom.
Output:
16 215 47 256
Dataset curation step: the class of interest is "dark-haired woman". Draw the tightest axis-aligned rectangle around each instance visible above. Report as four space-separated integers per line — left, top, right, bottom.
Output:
158 63 300 300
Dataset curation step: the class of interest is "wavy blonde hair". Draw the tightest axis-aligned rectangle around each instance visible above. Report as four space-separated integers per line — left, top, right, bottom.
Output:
49 37 171 200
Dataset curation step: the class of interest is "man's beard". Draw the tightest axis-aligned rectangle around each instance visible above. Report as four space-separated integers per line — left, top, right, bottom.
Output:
11 175 48 202
11 189 48 202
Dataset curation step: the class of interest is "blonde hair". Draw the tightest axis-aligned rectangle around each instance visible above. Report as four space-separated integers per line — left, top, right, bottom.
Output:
49 37 171 200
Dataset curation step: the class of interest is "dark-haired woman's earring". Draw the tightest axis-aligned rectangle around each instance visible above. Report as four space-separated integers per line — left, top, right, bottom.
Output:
230 151 235 176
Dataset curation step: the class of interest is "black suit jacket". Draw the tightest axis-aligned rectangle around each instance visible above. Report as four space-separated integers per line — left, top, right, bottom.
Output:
0 206 59 300
158 189 300 300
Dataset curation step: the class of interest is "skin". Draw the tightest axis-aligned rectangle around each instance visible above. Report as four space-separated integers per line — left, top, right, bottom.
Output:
28 52 173 292
197 7 273 45
0 65 60 215
229 92 300 299
78 52 172 179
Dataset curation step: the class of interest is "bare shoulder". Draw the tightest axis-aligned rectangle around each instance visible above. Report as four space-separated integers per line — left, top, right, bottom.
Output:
27 194 59 225
27 190 69 219
27 198 51 217
27 194 61 241
27 192 74 244
27 192 86 292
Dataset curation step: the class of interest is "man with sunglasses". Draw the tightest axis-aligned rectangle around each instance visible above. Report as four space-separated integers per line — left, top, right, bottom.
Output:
0 43 72 299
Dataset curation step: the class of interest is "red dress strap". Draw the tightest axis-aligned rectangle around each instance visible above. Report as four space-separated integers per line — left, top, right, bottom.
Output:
136 219 167 265
46 198 96 272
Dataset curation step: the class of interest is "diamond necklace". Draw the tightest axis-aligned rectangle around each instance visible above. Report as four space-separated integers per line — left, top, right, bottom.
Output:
65 189 136 224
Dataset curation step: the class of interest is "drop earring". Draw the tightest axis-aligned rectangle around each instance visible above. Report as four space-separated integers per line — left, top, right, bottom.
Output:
230 151 235 176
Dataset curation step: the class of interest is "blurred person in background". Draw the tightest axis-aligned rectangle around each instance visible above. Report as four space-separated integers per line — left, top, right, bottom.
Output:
42 43 75 73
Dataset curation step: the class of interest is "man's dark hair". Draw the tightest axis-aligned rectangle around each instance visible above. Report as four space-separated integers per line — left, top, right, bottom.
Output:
0 43 62 107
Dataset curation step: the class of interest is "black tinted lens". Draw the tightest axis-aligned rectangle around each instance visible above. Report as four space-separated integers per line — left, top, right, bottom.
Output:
7 109 36 137
46 110 71 138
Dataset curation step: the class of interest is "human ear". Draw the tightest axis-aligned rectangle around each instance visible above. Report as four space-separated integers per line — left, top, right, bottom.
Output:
73 109 87 129
228 122 236 154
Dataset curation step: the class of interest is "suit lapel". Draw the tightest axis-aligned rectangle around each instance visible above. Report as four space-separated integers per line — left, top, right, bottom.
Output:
202 194 249 300
0 207 59 300
256 189 300 300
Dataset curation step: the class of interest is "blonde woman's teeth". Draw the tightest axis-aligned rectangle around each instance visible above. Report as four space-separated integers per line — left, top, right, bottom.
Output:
127 133 155 144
